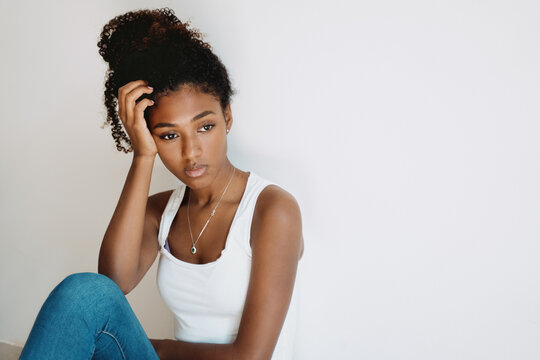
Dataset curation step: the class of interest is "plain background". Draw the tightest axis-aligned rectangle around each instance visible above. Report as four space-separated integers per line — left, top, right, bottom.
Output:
1 0 539 359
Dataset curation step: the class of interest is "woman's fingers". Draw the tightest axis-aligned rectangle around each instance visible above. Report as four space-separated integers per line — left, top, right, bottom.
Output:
118 80 146 125
124 85 153 127
117 80 158 157
134 98 154 117
118 80 150 126
133 98 155 131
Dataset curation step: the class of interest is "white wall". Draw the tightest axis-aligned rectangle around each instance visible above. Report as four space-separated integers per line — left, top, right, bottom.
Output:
1 0 539 359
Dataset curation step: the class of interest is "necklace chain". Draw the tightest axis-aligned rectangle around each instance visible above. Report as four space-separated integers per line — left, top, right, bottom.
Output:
187 167 236 255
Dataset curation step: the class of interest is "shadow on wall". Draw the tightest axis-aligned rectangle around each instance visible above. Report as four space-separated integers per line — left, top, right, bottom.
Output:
0 341 23 359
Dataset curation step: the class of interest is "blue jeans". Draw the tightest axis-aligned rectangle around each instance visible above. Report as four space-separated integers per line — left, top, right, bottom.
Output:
19 272 160 359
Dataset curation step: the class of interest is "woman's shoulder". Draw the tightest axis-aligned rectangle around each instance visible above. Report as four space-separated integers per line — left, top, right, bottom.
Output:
255 185 302 240
146 188 176 224
258 184 298 210
251 177 304 259
249 172 297 209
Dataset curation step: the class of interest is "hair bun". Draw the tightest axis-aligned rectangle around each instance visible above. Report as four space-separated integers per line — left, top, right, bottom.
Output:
97 7 200 70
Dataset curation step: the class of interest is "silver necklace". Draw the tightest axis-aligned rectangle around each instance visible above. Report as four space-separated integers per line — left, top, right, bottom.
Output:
187 167 236 255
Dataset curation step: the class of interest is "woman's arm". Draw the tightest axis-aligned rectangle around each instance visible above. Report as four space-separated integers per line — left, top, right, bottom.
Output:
152 185 303 360
98 80 161 294
98 155 159 294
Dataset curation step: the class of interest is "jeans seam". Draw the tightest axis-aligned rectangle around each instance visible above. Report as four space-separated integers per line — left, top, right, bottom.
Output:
98 330 126 360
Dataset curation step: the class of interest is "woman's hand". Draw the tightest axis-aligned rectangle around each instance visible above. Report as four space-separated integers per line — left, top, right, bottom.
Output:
118 80 158 158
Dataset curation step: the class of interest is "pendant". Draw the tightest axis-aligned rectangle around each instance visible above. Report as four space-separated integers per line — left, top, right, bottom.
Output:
191 245 197 254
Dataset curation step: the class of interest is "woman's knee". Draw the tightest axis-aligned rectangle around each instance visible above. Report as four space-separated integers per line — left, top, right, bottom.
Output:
31 273 129 336
52 272 123 302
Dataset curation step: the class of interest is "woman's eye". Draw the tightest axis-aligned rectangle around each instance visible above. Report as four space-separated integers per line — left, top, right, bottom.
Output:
160 134 178 141
199 124 215 132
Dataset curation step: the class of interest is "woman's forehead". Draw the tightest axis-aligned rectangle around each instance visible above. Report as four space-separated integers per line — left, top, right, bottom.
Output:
148 86 222 125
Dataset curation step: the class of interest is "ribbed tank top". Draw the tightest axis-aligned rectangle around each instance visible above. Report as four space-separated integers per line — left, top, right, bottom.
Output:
156 172 298 359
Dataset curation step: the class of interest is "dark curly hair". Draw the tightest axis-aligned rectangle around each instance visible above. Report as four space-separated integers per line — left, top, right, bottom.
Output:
97 7 235 153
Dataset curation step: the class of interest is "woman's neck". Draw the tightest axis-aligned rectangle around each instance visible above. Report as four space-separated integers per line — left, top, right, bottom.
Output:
188 162 236 208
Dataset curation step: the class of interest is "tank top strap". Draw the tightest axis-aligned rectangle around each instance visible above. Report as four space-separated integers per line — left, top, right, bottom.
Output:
158 182 186 250
233 172 278 257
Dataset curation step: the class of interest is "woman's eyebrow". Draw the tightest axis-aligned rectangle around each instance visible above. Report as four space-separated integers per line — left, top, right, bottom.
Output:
192 110 215 122
152 110 216 130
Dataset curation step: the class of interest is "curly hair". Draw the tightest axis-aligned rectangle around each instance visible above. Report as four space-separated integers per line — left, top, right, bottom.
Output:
97 7 235 153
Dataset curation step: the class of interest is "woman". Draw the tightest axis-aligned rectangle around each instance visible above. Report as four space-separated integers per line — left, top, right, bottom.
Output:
20 7 303 360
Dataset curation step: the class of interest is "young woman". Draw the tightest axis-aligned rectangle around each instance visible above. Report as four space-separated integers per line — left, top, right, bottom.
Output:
19 7 303 360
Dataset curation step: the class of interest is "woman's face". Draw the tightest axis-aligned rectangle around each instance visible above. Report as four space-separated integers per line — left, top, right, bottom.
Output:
147 85 232 189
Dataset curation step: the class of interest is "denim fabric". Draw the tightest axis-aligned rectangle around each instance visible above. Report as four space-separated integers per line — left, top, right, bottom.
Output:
19 272 160 360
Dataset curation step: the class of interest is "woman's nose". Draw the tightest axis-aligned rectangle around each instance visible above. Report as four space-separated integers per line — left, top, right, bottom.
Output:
181 135 201 160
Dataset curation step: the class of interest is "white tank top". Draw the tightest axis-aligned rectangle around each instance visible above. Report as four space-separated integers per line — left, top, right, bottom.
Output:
156 172 298 359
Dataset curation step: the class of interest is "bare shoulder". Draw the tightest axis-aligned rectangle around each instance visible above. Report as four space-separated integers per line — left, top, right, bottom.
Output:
146 189 175 225
148 188 175 206
255 185 300 217
251 185 304 259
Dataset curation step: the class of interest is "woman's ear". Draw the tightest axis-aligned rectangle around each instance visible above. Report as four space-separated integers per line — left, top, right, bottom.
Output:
223 104 233 132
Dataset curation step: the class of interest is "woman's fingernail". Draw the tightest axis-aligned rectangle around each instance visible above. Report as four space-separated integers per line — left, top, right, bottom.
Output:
147 86 153 90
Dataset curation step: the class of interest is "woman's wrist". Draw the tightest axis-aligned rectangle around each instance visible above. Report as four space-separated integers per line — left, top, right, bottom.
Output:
133 153 156 163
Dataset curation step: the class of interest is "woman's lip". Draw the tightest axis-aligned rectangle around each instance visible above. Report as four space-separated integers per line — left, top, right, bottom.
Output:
185 166 207 178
